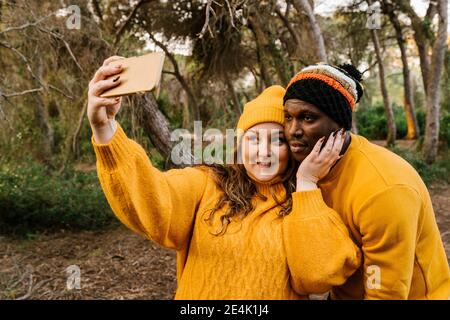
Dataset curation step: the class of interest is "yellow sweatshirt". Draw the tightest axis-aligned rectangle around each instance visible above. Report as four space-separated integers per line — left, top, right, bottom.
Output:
92 123 361 300
316 133 450 300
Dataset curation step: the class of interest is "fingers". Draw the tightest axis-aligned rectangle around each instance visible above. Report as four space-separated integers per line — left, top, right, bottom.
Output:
319 130 337 157
102 55 126 67
330 130 345 162
92 96 120 107
319 129 345 162
334 130 346 154
89 55 125 86
91 64 123 84
311 136 326 155
90 77 122 96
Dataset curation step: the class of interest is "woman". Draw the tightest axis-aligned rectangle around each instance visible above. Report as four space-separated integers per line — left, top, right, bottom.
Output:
87 56 361 299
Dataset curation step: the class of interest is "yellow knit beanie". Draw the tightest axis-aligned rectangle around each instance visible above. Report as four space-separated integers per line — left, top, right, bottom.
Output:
236 85 286 132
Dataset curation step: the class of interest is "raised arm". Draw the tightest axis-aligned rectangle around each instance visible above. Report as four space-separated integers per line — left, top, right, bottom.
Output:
92 123 208 250
87 56 207 250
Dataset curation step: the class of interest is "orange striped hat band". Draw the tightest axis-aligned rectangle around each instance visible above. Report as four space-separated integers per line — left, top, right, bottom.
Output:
286 72 356 112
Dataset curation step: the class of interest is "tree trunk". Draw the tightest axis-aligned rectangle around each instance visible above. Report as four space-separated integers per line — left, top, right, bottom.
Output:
133 92 173 161
71 100 88 159
33 58 54 159
395 0 435 96
248 11 290 86
275 6 301 60
371 28 396 146
384 1 419 139
423 0 448 164
224 72 241 114
291 0 327 62
182 101 190 130
417 42 431 96
58 95 88 173
249 21 273 88
33 92 55 158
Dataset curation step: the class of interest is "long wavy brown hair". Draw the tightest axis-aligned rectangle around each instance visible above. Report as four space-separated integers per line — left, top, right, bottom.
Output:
199 145 298 236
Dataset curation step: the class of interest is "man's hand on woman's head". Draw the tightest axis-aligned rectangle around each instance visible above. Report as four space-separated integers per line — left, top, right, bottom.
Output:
87 56 125 144
296 129 346 191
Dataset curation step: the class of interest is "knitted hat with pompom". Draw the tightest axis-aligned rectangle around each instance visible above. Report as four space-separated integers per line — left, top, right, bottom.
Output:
283 63 364 130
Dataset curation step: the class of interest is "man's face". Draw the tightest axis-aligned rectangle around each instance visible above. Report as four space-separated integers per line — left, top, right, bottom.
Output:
284 99 341 162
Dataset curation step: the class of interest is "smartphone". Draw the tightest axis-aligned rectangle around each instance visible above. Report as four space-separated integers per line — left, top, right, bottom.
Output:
100 52 165 98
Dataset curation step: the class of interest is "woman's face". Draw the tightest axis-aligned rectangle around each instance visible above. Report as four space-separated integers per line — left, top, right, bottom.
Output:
241 122 289 183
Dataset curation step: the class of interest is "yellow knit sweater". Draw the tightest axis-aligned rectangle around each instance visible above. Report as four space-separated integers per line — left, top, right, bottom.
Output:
92 123 361 300
319 133 450 300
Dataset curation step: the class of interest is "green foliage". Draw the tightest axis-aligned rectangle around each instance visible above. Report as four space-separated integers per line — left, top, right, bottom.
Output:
438 111 450 149
158 93 183 129
414 110 450 150
356 102 407 139
356 103 449 149
0 159 116 235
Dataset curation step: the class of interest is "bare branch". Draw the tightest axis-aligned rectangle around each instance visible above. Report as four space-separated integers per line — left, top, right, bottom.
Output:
198 0 214 39
0 41 45 88
275 6 300 46
48 84 74 100
0 12 55 35
225 0 236 29
114 0 152 45
1 87 44 98
425 0 438 20
162 70 177 76
361 60 378 74
16 274 33 300
35 26 85 74
91 0 103 21
147 31 200 119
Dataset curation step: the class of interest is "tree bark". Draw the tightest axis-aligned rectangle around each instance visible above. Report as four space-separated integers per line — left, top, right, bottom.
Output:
249 18 273 88
90 0 103 22
383 1 419 139
395 0 436 95
248 10 290 86
33 57 54 159
33 92 55 158
291 0 327 62
371 28 396 146
71 100 88 159
275 6 301 58
133 92 173 161
224 72 241 114
423 0 448 164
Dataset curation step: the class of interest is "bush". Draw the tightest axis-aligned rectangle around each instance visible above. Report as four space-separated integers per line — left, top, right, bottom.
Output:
356 102 407 140
0 159 116 235
357 104 449 150
439 111 450 149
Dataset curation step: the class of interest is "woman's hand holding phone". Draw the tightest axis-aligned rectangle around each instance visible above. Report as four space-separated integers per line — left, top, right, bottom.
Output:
87 56 125 144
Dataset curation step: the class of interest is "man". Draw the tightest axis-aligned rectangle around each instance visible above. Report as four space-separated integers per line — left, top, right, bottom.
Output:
283 63 450 299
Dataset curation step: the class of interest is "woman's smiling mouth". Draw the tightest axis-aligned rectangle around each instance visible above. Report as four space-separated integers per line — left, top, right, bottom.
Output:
256 161 272 168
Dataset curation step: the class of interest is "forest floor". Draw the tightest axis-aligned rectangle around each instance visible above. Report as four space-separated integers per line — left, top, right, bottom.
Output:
1 140 449 300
